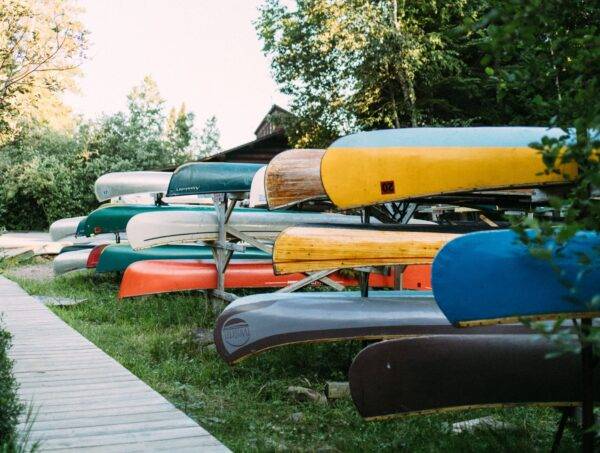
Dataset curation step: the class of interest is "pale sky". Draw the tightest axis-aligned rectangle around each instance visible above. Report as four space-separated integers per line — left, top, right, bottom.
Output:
62 0 289 149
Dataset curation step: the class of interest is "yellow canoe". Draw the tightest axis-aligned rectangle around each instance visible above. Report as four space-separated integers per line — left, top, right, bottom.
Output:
321 128 577 209
265 148 327 210
272 225 459 275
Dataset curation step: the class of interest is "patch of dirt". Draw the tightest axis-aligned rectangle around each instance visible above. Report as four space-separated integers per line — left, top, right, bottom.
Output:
6 262 54 281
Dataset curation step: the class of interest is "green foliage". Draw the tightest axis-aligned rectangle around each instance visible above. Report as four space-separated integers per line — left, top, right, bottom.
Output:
0 0 87 145
0 322 22 445
256 0 529 147
0 77 197 230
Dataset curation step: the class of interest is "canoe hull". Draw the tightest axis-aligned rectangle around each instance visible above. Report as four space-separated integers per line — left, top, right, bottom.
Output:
96 244 270 273
94 171 172 202
273 225 469 274
53 249 92 275
50 216 87 241
214 291 530 364
118 260 424 298
265 149 327 209
323 127 576 209
126 209 365 250
349 334 598 419
167 162 263 196
78 204 211 237
432 230 600 326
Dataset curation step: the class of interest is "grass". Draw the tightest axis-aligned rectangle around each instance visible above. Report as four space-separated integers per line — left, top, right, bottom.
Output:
1 258 583 452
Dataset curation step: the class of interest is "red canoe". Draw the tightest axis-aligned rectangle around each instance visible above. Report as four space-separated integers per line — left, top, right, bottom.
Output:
118 260 431 298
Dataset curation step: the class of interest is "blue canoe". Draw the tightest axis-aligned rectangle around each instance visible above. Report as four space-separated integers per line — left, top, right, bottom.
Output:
432 229 600 326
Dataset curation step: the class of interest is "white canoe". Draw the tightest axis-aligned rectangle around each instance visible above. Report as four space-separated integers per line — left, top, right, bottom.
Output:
110 193 213 205
53 249 93 275
0 233 71 257
249 166 267 208
50 216 87 241
127 209 370 250
95 171 172 202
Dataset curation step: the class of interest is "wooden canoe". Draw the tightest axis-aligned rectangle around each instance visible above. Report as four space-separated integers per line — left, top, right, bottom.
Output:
432 229 600 326
265 149 327 209
214 291 531 364
126 209 365 250
95 244 270 273
322 127 577 209
118 261 422 298
94 171 172 202
349 334 598 420
49 216 87 241
77 204 212 237
272 224 484 274
167 162 264 197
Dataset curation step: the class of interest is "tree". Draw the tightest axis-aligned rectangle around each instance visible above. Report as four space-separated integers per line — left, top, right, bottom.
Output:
194 115 221 159
0 0 87 144
166 103 196 161
256 0 503 147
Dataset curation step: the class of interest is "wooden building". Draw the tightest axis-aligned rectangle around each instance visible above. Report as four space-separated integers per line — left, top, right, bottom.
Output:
203 105 292 163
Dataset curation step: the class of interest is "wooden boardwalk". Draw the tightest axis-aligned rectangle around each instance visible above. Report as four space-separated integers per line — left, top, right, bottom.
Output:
0 276 230 452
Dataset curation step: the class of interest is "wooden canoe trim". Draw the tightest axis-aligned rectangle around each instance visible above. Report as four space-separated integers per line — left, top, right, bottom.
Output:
265 149 327 210
273 226 459 275
349 335 599 420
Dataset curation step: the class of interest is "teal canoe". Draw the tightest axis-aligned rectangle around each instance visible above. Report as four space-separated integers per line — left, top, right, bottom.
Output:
96 243 271 273
77 204 213 237
167 162 263 197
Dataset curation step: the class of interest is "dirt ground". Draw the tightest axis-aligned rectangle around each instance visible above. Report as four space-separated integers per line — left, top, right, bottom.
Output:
5 261 54 281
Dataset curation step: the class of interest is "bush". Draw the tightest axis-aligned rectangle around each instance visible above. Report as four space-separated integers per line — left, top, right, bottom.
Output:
0 322 22 443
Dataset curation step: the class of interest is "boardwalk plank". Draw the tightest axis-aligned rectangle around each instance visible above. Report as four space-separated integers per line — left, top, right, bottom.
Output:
0 276 229 452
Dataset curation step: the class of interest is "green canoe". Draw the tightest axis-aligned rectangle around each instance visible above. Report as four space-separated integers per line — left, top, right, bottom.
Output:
167 162 263 197
77 204 213 237
96 244 271 273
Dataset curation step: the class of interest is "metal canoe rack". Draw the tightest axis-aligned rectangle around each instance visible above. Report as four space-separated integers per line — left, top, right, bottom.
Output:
206 192 345 306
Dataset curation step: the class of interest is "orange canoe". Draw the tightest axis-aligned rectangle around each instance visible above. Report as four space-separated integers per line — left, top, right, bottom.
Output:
118 260 431 298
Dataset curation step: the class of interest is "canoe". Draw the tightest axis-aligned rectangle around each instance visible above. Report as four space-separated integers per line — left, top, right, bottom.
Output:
49 216 87 241
322 127 577 209
167 162 264 197
53 249 92 275
349 334 599 420
432 229 600 326
126 209 366 250
77 204 212 237
272 224 483 274
214 291 530 364
109 192 212 205
118 261 421 298
265 149 327 209
96 244 270 273
249 166 267 208
94 171 172 202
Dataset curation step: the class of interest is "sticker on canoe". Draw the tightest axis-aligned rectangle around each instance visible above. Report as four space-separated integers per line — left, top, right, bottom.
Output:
380 180 395 195
222 318 251 347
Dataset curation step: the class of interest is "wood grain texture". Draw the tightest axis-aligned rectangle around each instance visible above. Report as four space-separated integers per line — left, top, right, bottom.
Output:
265 149 327 209
0 276 229 452
273 226 458 274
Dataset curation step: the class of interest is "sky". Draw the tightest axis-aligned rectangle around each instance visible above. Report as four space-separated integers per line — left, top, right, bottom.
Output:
62 0 289 149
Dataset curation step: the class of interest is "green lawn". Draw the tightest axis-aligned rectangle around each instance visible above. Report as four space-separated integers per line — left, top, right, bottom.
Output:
2 258 581 452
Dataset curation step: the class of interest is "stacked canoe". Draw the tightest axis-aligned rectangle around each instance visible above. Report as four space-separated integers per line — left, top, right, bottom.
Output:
48 125 598 431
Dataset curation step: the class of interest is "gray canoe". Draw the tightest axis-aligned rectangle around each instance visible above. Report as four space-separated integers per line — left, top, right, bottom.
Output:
53 248 93 275
94 171 172 202
214 290 531 364
49 216 87 241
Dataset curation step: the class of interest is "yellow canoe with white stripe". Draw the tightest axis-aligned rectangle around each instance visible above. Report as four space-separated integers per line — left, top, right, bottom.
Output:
272 225 459 275
322 127 577 209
